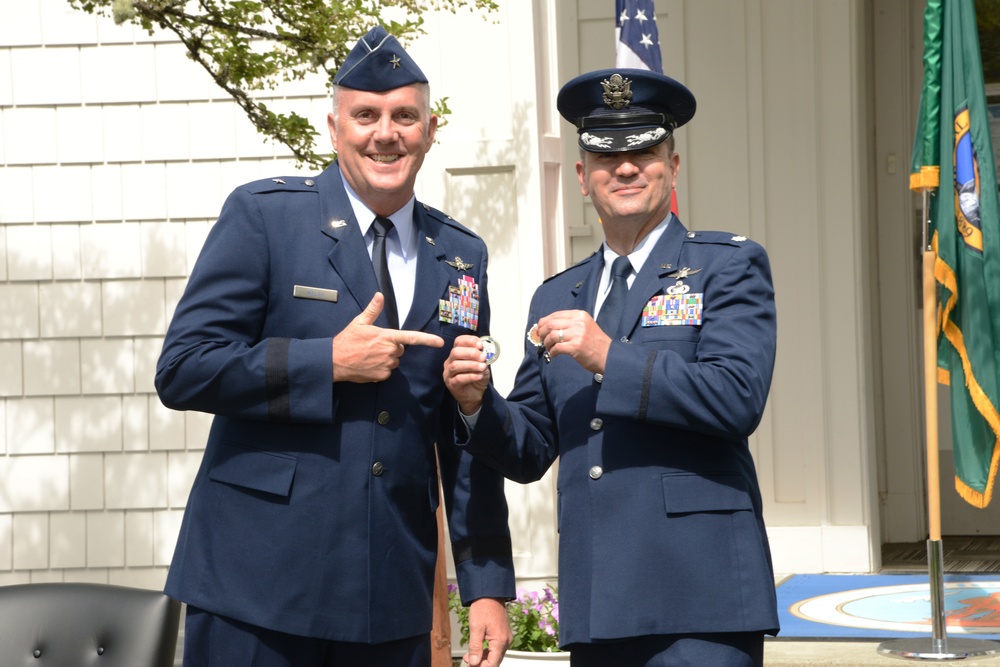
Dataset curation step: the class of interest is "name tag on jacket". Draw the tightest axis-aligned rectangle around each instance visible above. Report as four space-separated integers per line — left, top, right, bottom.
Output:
293 285 339 303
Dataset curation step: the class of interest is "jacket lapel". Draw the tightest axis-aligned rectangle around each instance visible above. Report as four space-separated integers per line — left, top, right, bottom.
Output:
575 252 603 316
316 164 382 317
403 204 450 331
618 218 689 339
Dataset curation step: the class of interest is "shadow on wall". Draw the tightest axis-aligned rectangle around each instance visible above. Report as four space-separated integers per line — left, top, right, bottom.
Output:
442 102 535 265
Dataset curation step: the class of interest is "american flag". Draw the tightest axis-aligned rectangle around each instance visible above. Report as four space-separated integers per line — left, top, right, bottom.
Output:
615 0 662 73
614 0 678 214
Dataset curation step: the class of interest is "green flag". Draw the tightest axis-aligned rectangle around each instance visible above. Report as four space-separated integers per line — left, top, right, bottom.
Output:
913 0 1000 507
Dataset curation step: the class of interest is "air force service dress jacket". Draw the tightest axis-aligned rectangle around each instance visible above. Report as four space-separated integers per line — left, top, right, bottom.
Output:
155 161 515 643
461 217 780 646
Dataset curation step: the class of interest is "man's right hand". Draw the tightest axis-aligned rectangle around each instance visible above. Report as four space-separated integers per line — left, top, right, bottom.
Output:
332 293 444 383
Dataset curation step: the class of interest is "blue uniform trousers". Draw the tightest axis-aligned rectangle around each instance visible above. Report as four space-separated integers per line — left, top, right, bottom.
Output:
183 606 431 667
567 632 764 667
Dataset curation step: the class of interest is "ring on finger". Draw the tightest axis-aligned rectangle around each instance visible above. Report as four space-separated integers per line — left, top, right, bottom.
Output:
558 329 565 343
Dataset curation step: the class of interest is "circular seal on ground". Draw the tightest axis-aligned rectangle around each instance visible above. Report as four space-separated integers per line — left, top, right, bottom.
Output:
480 336 500 365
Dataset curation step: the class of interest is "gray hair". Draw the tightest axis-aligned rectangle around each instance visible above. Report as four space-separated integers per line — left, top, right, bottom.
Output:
331 83 432 119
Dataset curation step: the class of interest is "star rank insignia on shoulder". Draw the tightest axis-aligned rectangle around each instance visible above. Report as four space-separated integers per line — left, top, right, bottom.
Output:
446 257 474 271
732 235 747 242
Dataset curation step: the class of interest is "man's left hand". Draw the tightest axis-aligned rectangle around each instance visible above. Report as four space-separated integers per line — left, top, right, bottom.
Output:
464 597 512 667
537 309 612 374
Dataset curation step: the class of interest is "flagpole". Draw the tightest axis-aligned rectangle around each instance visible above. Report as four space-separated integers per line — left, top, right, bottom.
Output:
877 192 1000 660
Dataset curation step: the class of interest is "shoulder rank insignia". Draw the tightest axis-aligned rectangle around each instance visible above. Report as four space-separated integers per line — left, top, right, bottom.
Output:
446 257 474 271
666 267 702 280
271 178 285 184
732 235 747 242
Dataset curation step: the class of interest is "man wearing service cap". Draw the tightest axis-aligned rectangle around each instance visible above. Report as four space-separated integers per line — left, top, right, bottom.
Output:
445 68 779 666
157 26 514 667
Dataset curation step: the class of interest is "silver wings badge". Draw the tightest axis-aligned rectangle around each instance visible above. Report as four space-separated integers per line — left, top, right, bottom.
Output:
666 267 703 280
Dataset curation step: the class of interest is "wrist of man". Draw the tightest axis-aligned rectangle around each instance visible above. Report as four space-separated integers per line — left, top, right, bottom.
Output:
459 404 482 435
460 401 483 418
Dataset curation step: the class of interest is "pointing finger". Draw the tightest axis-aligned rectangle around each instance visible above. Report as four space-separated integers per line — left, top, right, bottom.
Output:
392 330 445 348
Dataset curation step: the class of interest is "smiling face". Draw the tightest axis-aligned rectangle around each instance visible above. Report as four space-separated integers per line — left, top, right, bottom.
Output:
328 83 438 217
576 141 679 244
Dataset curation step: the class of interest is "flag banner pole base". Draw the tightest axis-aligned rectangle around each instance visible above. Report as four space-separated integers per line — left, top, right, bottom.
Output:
876 637 1000 661
876 541 1000 660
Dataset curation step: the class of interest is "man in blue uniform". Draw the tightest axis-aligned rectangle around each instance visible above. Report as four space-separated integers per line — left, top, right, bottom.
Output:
156 26 514 667
444 69 780 666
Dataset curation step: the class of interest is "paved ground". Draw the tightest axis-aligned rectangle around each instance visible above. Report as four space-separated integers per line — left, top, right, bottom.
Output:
765 639 1000 665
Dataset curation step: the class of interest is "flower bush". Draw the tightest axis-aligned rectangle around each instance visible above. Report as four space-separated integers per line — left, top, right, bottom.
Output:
448 583 562 653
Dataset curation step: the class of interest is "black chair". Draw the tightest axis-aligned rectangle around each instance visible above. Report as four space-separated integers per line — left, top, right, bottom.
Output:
0 582 181 667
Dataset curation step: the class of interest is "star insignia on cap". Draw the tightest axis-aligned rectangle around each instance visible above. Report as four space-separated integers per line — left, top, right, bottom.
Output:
666 267 702 280
446 257 474 271
389 54 401 69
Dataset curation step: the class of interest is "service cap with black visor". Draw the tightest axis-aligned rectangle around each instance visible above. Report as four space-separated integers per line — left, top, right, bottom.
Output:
556 68 696 153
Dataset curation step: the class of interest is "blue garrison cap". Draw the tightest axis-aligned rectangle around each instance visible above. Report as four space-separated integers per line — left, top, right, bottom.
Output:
333 26 428 91
557 69 696 153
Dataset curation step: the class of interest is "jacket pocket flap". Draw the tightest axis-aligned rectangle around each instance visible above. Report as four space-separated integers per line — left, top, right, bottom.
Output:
208 441 297 497
662 473 753 514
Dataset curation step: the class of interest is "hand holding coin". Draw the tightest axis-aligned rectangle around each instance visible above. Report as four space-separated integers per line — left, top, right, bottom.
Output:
443 334 496 415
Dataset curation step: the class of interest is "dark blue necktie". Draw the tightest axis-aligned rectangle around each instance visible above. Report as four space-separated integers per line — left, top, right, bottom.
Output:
371 216 399 329
596 255 632 335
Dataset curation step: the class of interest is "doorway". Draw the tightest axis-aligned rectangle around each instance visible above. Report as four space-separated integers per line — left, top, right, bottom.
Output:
874 0 1000 549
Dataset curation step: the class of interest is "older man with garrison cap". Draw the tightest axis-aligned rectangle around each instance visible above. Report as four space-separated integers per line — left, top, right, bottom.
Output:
444 68 780 666
156 26 514 667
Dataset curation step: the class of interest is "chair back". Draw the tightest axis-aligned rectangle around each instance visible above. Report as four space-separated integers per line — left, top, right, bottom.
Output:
0 582 181 667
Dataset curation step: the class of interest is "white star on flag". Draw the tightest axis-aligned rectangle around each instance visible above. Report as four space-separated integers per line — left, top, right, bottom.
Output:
615 0 661 72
